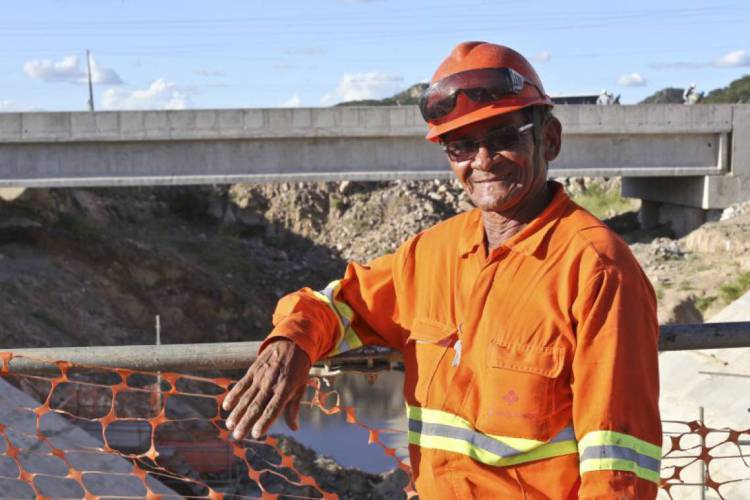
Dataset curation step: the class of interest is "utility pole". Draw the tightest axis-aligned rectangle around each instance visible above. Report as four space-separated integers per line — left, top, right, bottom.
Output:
86 49 95 111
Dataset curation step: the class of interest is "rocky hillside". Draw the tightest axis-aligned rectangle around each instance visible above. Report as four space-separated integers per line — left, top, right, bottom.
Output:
1 179 748 349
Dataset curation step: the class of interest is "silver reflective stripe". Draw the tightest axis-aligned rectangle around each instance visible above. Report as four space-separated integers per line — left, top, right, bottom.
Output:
409 418 576 459
579 445 660 474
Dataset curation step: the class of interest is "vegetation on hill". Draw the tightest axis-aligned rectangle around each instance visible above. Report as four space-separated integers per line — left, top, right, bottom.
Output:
638 74 750 105
351 74 750 107
703 74 750 104
639 87 684 104
335 83 427 107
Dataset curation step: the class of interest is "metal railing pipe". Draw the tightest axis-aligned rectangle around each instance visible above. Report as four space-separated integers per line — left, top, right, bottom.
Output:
658 322 750 351
3 322 749 375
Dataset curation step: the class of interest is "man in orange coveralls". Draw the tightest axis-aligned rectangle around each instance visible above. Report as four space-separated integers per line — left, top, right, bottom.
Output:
223 42 662 499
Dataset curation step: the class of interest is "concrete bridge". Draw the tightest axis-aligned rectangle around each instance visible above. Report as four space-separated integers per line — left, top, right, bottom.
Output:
1 105 748 233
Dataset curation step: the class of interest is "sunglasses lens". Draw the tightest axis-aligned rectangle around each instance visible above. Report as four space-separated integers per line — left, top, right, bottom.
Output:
443 124 529 162
444 140 478 162
485 127 521 151
419 68 525 121
421 93 458 121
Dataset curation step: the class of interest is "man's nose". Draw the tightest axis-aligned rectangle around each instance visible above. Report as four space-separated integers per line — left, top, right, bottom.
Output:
470 145 494 171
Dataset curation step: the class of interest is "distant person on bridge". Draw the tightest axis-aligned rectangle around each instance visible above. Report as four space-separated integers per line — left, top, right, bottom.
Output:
596 89 619 105
223 42 661 499
683 83 703 105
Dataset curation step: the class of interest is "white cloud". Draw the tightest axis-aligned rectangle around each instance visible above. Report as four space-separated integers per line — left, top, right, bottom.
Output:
617 73 647 87
0 100 19 111
714 49 750 68
101 78 190 110
23 55 122 85
281 94 302 107
24 55 80 82
89 57 123 85
531 51 551 63
321 71 404 105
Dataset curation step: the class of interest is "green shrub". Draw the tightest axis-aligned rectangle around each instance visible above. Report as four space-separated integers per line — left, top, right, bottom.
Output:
719 272 750 303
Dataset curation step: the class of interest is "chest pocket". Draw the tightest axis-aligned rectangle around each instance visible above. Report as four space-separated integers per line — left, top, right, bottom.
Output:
405 319 457 404
476 340 565 437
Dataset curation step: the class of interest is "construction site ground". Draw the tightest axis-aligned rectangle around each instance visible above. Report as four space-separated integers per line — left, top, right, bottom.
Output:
1 178 748 349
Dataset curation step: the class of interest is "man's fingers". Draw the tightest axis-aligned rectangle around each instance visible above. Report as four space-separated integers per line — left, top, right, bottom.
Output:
232 383 279 440
283 386 305 431
222 340 311 440
222 369 255 411
226 373 265 433
252 386 291 439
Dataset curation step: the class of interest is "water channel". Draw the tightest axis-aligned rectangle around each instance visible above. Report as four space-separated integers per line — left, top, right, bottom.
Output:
270 370 408 473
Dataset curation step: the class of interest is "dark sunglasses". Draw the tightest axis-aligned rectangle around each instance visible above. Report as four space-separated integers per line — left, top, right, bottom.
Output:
441 123 533 162
419 67 542 122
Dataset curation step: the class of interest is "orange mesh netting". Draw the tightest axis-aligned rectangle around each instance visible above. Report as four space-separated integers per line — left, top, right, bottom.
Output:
0 352 414 499
1 351 748 499
660 419 750 499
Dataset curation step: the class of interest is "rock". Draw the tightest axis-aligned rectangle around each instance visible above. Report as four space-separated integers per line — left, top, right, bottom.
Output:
274 434 408 499
0 188 26 202
130 268 161 288
651 237 684 260
235 207 264 227
720 201 750 221
684 218 750 255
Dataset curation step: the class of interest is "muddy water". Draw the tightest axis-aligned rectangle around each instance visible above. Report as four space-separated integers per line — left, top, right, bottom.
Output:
270 371 408 473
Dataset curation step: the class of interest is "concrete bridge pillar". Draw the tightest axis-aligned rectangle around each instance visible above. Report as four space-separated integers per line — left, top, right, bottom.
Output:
623 105 750 237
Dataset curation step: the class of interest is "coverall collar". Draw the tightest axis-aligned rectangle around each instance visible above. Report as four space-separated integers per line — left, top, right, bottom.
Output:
458 180 569 259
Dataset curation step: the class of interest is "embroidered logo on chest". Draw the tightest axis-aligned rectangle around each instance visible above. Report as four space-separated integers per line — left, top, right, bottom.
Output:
502 389 520 405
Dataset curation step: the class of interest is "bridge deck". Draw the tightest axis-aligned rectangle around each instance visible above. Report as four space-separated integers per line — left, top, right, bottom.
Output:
0 105 740 188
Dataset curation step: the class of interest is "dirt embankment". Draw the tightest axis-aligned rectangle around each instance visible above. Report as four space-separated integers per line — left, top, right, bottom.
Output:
0 179 748 348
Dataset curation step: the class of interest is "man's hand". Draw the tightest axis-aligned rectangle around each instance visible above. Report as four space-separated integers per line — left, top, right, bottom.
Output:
222 339 312 440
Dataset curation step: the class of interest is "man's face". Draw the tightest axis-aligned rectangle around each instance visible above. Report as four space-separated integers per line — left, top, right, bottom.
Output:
441 110 548 214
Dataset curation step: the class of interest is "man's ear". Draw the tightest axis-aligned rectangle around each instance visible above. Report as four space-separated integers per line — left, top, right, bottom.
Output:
543 115 562 162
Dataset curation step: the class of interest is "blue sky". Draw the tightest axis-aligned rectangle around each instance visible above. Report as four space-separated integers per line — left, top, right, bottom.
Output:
1 0 749 111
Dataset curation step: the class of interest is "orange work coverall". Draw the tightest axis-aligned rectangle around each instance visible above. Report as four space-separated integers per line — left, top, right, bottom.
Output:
264 181 662 499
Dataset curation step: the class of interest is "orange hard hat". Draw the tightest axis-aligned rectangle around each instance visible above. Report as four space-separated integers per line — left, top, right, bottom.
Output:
422 42 553 142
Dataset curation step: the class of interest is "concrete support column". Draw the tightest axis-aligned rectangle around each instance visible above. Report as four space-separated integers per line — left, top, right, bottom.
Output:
637 199 722 237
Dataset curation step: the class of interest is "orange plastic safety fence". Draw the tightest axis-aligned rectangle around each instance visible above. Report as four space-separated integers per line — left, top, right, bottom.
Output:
0 352 417 499
660 419 750 499
2 352 749 499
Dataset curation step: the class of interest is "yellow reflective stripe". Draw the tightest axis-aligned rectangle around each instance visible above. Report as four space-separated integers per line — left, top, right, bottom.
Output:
408 405 546 452
580 458 661 484
407 405 578 467
579 430 661 460
408 432 578 467
330 324 363 356
311 290 344 338
311 280 363 356
578 430 662 484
